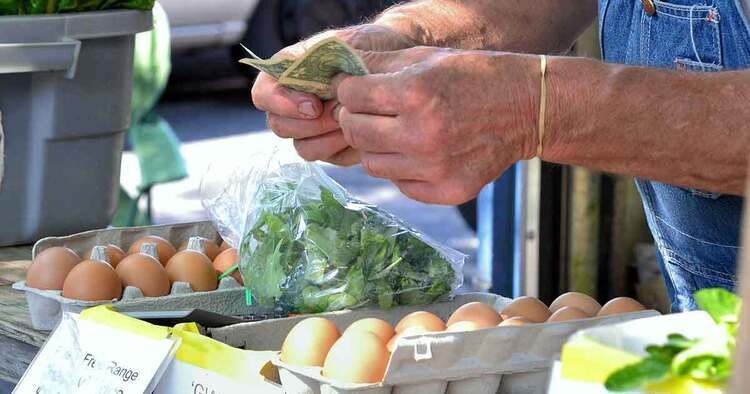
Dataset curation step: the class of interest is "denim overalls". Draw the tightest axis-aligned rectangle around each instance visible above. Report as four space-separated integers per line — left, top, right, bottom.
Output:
598 0 750 311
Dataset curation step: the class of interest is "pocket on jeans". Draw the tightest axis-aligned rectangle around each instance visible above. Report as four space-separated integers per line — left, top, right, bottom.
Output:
684 186 723 199
674 57 724 71
643 1 723 68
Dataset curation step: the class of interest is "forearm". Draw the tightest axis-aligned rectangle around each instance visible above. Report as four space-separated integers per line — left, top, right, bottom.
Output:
544 58 750 195
374 0 597 53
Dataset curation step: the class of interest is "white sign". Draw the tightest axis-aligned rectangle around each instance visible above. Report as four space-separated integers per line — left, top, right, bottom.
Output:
14 313 178 394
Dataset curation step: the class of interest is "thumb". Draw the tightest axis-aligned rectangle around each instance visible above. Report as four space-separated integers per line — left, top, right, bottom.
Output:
358 47 437 74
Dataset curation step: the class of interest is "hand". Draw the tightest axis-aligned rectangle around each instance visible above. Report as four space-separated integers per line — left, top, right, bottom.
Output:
251 24 415 166
332 47 541 204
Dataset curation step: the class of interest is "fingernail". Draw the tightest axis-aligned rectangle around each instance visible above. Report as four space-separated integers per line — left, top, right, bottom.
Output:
298 101 317 117
331 103 342 122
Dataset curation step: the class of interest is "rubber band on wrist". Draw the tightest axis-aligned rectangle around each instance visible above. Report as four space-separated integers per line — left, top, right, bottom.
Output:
537 55 548 158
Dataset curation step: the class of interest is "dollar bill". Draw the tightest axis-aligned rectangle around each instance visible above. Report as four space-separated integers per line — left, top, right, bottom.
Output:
238 44 295 79
278 37 369 100
238 37 368 100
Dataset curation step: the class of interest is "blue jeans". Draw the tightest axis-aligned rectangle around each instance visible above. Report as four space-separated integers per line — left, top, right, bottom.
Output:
598 0 749 311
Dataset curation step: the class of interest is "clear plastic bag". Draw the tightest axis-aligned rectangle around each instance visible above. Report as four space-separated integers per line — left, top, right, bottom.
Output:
201 149 465 313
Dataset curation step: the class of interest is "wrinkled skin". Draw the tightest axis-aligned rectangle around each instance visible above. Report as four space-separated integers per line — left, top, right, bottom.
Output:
251 24 415 166
331 47 540 204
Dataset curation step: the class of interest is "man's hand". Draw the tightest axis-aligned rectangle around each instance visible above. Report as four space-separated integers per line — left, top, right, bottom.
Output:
251 24 414 166
332 47 541 204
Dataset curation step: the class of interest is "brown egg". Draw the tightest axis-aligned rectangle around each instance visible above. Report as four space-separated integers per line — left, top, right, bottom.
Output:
86 244 126 268
547 306 590 322
323 330 389 383
212 247 242 285
597 297 646 316
394 311 446 334
178 237 220 261
498 316 531 327
116 244 171 297
387 326 428 352
281 317 340 367
549 292 601 316
127 235 175 266
446 321 485 332
26 247 81 290
344 318 394 344
447 302 502 329
500 296 551 323
166 250 218 292
62 259 123 301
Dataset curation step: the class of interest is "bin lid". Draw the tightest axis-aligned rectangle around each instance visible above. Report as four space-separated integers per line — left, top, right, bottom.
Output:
0 10 152 43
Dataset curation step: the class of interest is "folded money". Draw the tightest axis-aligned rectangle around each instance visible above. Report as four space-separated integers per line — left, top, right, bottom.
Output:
240 37 369 100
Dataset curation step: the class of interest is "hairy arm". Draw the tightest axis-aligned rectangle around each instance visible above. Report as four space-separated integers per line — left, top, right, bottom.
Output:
544 57 750 195
374 0 598 53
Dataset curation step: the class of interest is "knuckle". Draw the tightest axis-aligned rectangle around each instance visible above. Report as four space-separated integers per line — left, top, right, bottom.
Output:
361 157 384 178
398 183 429 203
396 182 417 199
419 135 442 156
429 164 450 181
361 157 377 177
339 117 359 149
336 80 355 106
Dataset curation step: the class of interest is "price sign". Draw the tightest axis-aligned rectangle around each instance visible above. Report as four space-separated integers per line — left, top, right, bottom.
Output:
14 313 179 394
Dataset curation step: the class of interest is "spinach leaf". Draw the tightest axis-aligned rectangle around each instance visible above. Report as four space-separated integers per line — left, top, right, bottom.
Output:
239 181 459 313
604 288 740 392
605 358 670 391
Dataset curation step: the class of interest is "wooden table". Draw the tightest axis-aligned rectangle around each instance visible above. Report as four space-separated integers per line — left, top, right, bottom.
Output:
0 246 44 384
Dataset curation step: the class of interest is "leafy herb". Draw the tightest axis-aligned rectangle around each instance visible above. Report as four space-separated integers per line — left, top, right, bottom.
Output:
238 180 459 313
604 288 741 392
605 358 670 391
695 288 742 336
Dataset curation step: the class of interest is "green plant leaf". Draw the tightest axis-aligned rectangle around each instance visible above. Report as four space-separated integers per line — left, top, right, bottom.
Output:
694 288 741 326
605 358 670 391
672 336 733 383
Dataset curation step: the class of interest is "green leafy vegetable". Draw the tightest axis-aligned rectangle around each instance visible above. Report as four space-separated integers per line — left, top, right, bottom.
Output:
605 357 670 391
605 288 741 392
238 178 460 313
671 335 733 382
694 288 742 336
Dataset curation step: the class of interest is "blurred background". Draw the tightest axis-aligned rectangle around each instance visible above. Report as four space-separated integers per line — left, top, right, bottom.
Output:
120 0 668 312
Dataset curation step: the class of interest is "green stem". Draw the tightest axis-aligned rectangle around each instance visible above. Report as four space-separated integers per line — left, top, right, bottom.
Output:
46 0 57 14
218 263 239 280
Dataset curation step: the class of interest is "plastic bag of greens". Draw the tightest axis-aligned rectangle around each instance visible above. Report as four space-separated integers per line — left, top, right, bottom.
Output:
201 149 465 313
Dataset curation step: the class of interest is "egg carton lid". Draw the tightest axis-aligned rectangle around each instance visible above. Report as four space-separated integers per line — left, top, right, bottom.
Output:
12 275 244 307
31 220 221 259
15 220 289 330
210 293 660 393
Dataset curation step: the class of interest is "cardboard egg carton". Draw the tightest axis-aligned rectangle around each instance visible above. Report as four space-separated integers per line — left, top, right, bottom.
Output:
13 221 269 330
209 293 660 394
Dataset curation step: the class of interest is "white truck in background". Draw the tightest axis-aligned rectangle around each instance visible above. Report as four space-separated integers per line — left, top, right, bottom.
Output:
160 0 399 58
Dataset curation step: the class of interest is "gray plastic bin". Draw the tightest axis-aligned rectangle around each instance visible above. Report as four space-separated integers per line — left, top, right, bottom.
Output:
0 10 152 246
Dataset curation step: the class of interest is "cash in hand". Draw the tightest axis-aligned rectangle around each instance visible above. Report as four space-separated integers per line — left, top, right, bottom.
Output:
239 37 369 100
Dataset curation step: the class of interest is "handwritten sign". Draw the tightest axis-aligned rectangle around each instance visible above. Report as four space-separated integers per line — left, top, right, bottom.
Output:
14 313 178 394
